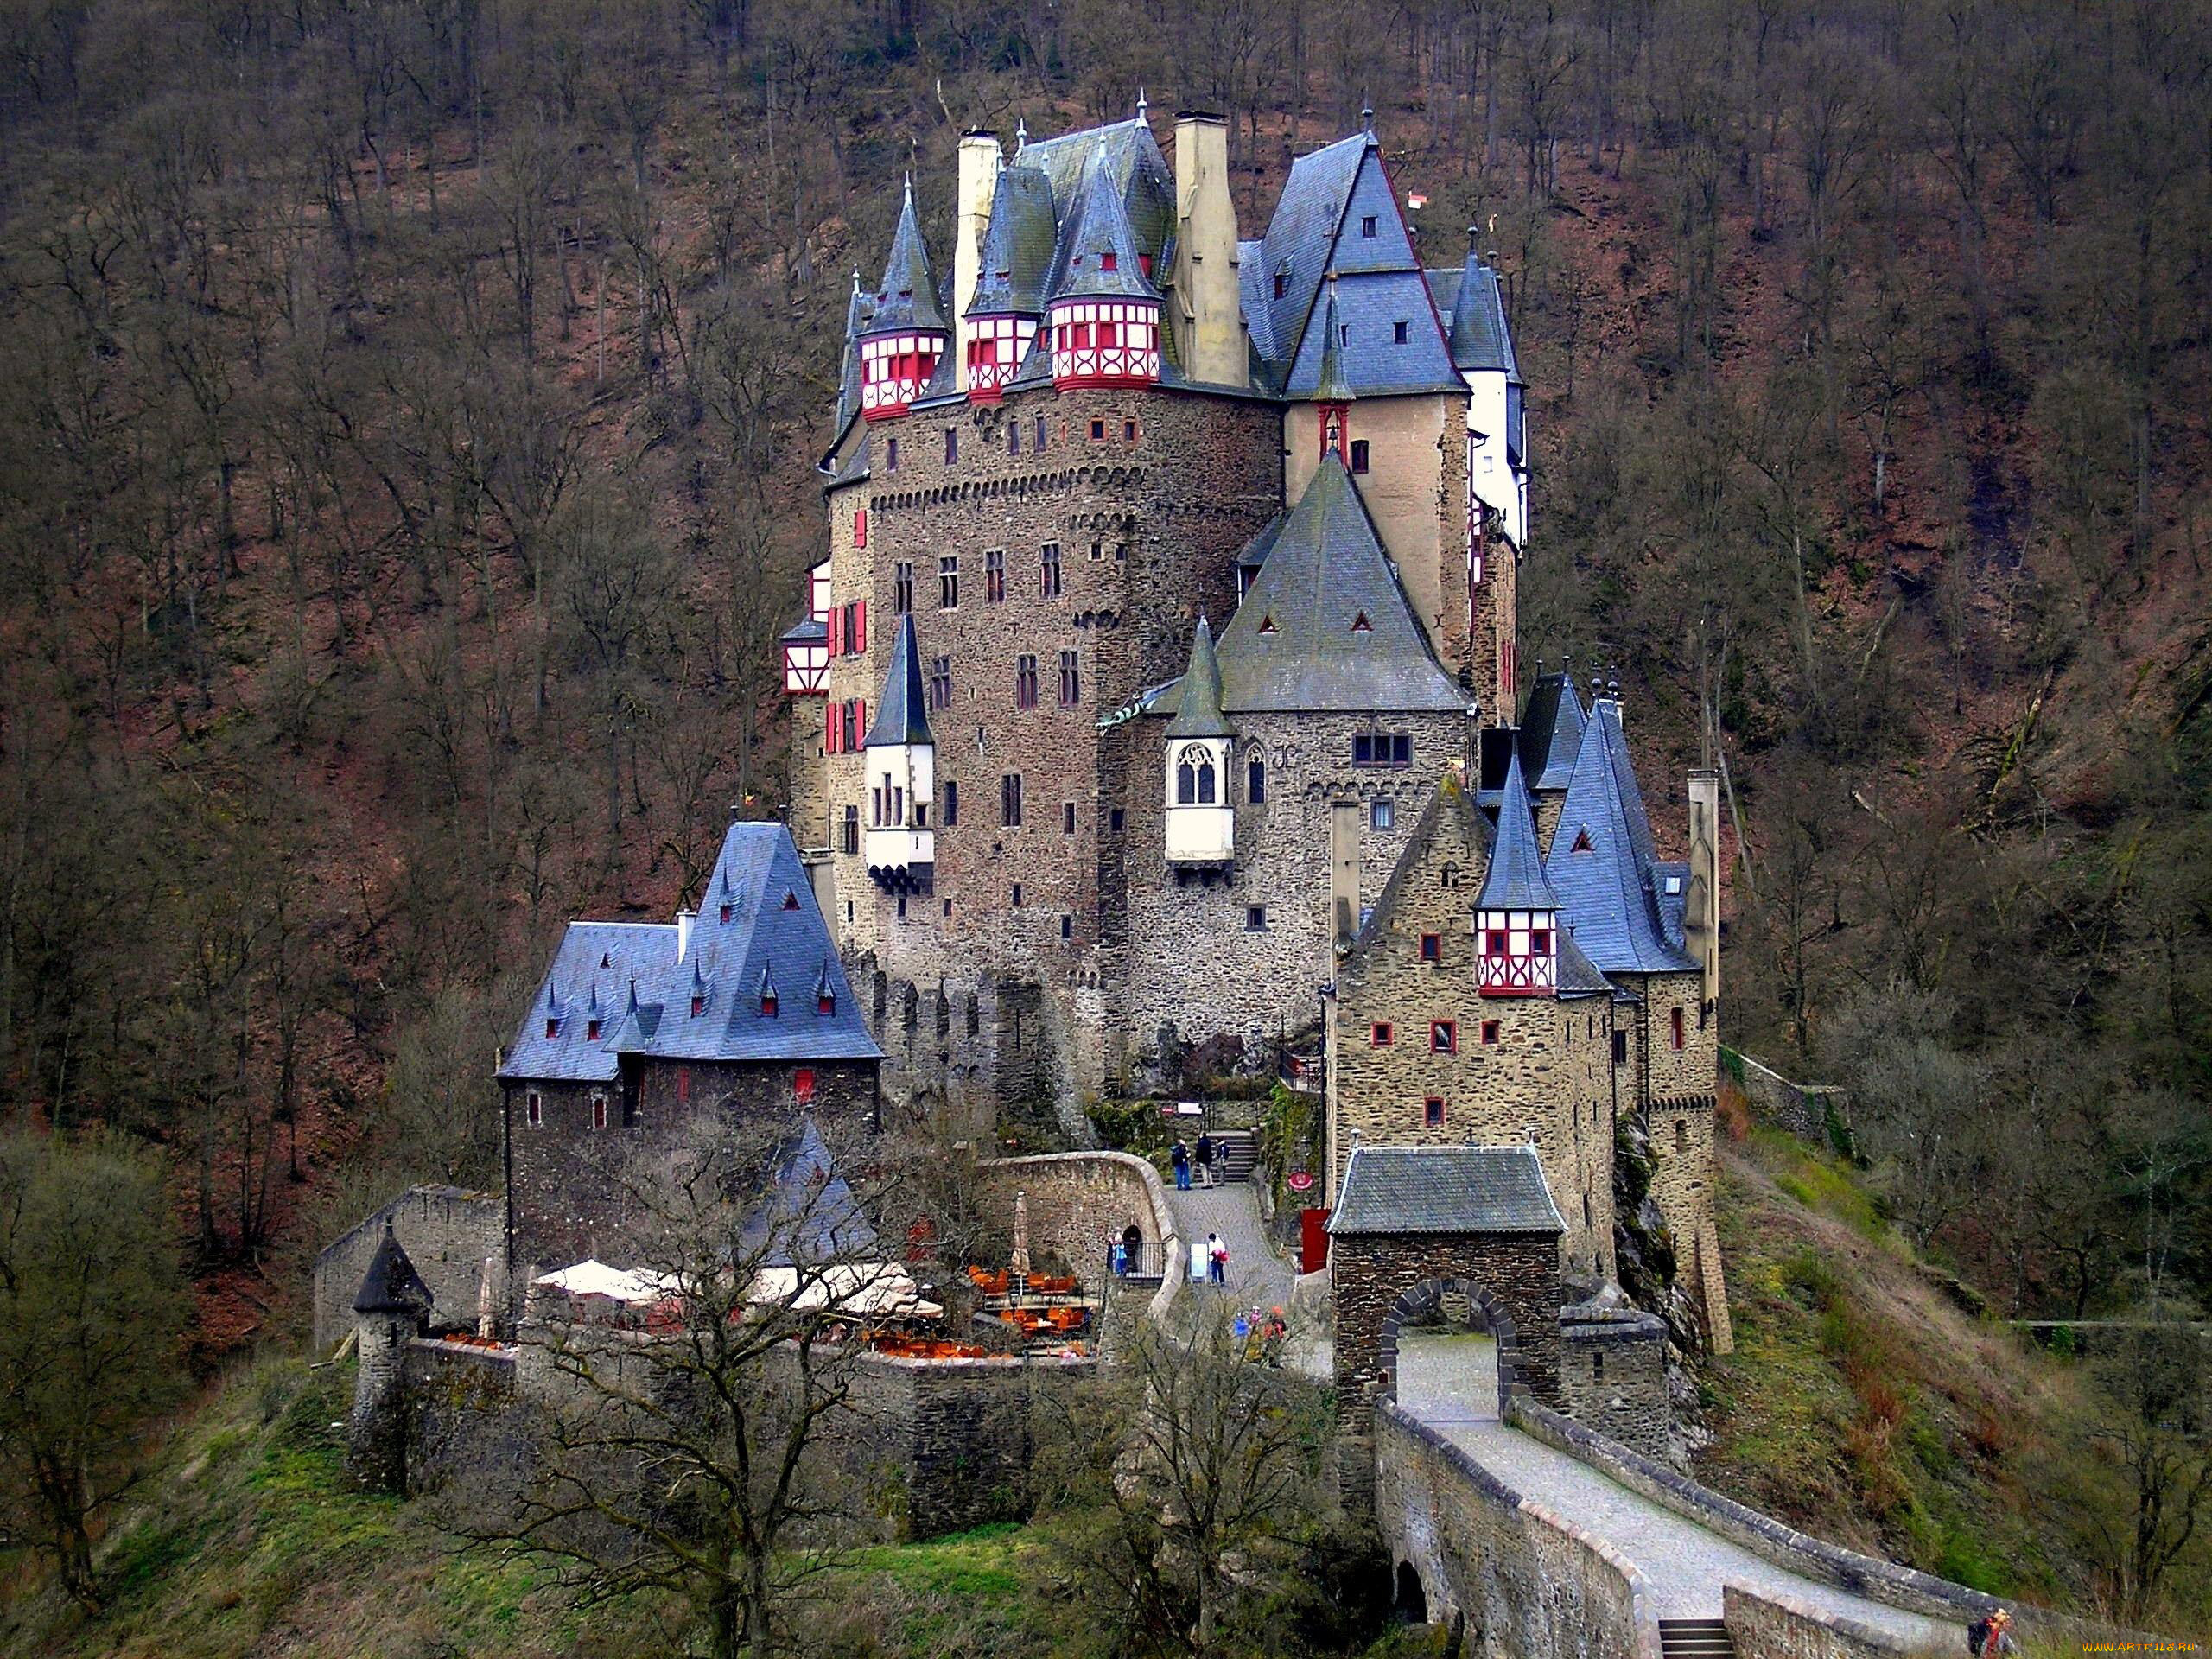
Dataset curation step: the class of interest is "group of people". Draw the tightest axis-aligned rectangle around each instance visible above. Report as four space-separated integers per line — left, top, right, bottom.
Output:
1168 1134 1224 1191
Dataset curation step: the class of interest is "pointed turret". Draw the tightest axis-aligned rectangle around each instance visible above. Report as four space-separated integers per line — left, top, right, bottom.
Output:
1478 749 1560 996
1312 274 1355 465
1543 693 1699 976
857 177 948 420
757 961 779 1016
354 1221 433 1315
963 163 1055 398
347 1221 431 1492
1451 226 1529 553
1165 616 1235 866
836 268 874 429
815 957 838 1015
861 614 936 893
1048 159 1161 388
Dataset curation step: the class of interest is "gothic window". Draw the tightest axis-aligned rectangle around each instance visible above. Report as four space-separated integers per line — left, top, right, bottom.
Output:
986 547 1006 602
929 655 952 711
894 563 913 613
938 555 959 608
1041 541 1062 598
1351 439 1370 474
1016 654 1039 708
1058 650 1079 706
1001 772 1023 826
1246 753 1266 804
1176 757 1195 804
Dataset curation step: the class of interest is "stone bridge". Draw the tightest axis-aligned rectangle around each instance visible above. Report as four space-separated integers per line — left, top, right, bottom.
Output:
1375 1331 2101 1659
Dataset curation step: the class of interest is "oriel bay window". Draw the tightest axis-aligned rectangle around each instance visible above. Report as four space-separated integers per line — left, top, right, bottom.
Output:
1478 906 1558 995
1175 745 1217 804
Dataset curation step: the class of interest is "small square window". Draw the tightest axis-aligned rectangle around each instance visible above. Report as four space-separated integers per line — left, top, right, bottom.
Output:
1420 932 1441 963
1123 418 1138 442
1482 1020 1502 1046
1090 418 1105 440
1424 1097 1446 1128
1394 320 1409 344
1246 905 1268 931
1431 1020 1456 1053
1370 798 1395 831
1361 214 1379 238
1371 1022 1394 1046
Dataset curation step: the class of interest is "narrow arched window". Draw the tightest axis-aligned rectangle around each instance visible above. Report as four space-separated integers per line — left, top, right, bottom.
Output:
1196 758 1217 804
1176 760 1195 804
1247 754 1266 804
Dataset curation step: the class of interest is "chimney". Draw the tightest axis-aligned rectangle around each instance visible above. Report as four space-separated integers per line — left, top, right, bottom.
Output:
675 908 693 963
953 129 1001 391
1328 797 1362 961
1685 769 1721 1020
1169 111 1243 388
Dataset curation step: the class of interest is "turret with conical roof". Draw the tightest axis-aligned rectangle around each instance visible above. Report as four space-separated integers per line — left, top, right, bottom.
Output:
857 178 947 420
1165 615 1236 867
1478 749 1561 997
861 614 936 893
1311 274 1355 466
346 1221 432 1493
1048 159 1162 389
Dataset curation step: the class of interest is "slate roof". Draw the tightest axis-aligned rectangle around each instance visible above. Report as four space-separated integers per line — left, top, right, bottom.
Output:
1555 931 1615 998
740 1117 880 1267
1544 697 1699 976
354 1223 434 1314
1015 115 1177 272
1164 615 1232 739
836 272 874 430
1313 276 1355 404
1479 749 1560 911
967 164 1058 317
1330 1145 1566 1236
779 614 826 646
1049 156 1160 302
863 613 933 747
499 823 881 1084
1349 776 1489 955
863 178 944 335
1447 240 1522 380
1518 670 1588 792
1208 456 1468 714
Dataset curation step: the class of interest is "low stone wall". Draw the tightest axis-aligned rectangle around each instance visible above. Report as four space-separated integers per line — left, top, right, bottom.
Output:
1559 1306 1671 1462
844 1350 1092 1539
973 1151 1180 1325
1723 1048 1849 1147
402 1338 532 1497
1507 1398 2113 1647
1375 1400 1662 1659
315 1186 505 1351
1724 1585 1925 1657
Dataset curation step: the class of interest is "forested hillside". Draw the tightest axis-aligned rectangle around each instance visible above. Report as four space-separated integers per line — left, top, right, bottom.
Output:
0 0 2205 1625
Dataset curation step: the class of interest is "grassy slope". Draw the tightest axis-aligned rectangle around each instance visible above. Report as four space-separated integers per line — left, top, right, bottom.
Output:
1698 1126 2183 1621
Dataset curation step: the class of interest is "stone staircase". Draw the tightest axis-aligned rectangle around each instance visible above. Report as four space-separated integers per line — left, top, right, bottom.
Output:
1209 1128 1258 1184
1658 1618 1735 1658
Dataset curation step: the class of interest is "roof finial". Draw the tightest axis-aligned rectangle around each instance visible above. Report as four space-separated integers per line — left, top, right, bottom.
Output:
902 166 914 205
1361 98 1375 134
1014 115 1027 153
850 264 861 296
1136 86 1148 121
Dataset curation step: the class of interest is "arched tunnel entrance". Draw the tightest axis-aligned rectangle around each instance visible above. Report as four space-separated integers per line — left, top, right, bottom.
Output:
1393 1560 1429 1624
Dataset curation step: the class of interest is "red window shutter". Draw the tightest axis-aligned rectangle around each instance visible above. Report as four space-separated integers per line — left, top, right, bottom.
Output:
794 1067 817 1103
857 702 867 745
855 600 867 654
825 700 838 753
855 509 868 549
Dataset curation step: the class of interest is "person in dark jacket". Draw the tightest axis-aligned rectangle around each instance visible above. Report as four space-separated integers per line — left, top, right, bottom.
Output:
1171 1138 1191 1191
1195 1132 1217 1188
1967 1609 2018 1656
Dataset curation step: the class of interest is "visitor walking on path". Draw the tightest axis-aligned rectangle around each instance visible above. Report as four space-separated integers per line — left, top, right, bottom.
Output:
1196 1132 1217 1188
1206 1233 1229 1286
1967 1610 2018 1656
1171 1138 1191 1191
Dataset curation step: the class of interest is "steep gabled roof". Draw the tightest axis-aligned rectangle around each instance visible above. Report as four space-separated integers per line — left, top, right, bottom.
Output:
836 270 874 429
864 178 944 335
1518 670 1588 792
1212 455 1467 714
967 164 1058 317
1313 276 1355 404
1253 133 1367 376
1544 697 1698 976
1164 615 1231 739
500 823 881 1082
863 613 933 748
740 1117 879 1267
1015 114 1176 261
1331 1146 1566 1236
1048 157 1159 303
1478 749 1560 911
1348 776 1490 957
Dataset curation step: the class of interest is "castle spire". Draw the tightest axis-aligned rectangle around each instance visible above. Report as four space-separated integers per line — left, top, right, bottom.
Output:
1165 615 1231 739
1314 274 1355 408
1136 86 1148 122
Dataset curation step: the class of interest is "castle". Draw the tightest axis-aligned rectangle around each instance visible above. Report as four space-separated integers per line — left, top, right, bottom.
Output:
780 105 1727 1343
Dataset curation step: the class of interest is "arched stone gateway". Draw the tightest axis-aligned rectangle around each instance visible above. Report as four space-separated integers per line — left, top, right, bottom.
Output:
1327 1145 1567 1505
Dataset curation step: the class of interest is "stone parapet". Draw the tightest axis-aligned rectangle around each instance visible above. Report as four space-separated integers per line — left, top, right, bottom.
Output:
1723 1047 1850 1147
1722 1585 1917 1657
315 1185 504 1352
973 1150 1180 1325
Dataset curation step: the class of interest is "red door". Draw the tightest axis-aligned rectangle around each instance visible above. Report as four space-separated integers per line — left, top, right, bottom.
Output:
1300 1208 1332 1274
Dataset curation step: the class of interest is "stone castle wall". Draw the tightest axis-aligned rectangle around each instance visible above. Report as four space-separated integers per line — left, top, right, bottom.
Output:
1107 709 1469 1080
314 1185 505 1352
969 1150 1178 1294
501 1060 879 1275
1558 1308 1671 1463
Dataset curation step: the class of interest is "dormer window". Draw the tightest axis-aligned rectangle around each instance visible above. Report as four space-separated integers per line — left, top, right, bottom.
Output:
586 1018 601 1041
1361 214 1379 238
1100 251 1117 272
544 1017 559 1038
1258 614 1277 635
1571 828 1593 852
720 902 734 923
782 891 800 911
761 989 779 1016
1351 612 1371 632
819 990 836 1015
691 994 706 1017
